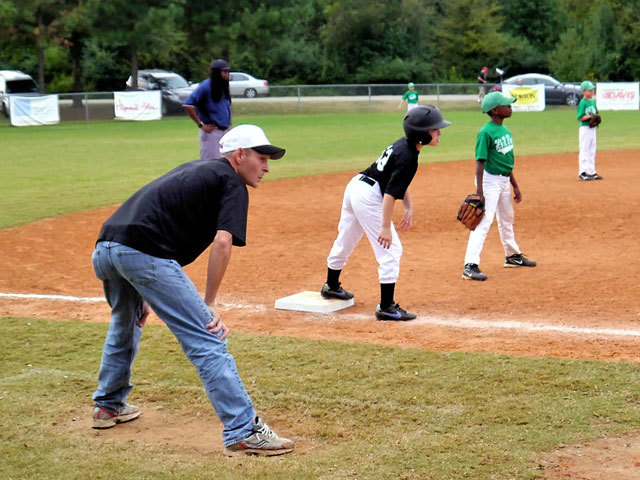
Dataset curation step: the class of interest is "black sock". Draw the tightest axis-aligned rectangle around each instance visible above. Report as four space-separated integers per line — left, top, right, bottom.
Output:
380 283 395 310
327 268 342 290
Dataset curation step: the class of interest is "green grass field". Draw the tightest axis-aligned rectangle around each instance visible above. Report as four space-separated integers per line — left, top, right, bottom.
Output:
2 318 639 480
1 109 639 228
2 110 640 479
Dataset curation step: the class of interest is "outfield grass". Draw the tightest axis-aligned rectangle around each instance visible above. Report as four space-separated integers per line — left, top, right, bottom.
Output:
1 317 639 480
1 109 639 229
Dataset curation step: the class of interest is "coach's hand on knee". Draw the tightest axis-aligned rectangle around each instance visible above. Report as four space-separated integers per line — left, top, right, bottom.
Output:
137 302 150 327
206 305 229 340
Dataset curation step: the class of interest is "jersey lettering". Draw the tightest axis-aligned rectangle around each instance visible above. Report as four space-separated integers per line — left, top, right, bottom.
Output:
494 134 514 155
375 146 394 172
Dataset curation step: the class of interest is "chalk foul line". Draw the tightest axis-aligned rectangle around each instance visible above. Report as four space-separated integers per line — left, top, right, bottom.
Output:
1 292 639 339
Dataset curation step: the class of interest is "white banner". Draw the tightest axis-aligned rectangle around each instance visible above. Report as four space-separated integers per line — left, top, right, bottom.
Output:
596 83 639 110
114 91 162 121
9 95 60 126
501 84 545 111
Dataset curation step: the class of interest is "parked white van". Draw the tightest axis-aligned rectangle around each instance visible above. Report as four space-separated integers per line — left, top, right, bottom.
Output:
0 70 40 117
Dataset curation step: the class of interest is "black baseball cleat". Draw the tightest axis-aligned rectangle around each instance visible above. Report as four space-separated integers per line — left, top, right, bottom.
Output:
321 282 354 300
589 173 603 180
375 303 416 321
504 254 537 268
462 263 487 281
578 172 592 181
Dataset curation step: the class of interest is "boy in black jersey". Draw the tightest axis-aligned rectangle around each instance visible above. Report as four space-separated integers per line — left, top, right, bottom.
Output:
321 106 451 321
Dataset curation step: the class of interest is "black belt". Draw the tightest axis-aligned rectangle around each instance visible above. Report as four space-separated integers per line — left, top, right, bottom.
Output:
359 175 376 186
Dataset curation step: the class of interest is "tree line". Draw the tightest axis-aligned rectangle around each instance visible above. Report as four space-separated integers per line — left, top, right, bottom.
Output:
1 0 638 94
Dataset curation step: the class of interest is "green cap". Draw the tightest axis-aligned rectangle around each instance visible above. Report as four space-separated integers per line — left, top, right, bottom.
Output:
580 80 595 91
408 82 415 88
481 91 516 113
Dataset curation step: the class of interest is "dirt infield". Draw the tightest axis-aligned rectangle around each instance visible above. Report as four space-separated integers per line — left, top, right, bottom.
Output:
1 150 640 477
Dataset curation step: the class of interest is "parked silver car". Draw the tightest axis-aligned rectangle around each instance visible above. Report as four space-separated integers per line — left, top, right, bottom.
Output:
502 73 583 107
229 72 269 98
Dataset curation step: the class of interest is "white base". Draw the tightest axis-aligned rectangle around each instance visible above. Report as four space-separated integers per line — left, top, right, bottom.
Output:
274 291 354 314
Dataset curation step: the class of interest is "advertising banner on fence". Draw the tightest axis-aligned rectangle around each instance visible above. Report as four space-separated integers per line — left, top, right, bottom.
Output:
9 95 60 126
114 91 162 121
501 84 545 111
596 83 639 110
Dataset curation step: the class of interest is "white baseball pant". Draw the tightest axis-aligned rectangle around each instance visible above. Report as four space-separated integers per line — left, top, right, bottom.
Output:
578 125 597 175
327 175 402 284
464 172 521 266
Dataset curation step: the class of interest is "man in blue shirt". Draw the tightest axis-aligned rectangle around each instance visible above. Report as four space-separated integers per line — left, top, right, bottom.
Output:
184 59 232 160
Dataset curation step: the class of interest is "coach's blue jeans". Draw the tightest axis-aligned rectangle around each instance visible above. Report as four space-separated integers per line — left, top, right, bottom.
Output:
91 241 256 446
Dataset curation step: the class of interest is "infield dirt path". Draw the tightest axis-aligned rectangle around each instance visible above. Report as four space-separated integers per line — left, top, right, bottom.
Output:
1 150 640 477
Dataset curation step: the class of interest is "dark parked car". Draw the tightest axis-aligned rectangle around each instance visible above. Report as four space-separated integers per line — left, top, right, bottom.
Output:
502 73 583 107
125 69 195 115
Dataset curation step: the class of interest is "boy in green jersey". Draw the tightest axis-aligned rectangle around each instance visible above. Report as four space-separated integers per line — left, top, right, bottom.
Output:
462 92 536 281
398 82 419 111
576 80 601 181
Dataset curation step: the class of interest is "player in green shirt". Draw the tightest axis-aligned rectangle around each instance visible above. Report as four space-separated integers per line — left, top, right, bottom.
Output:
576 80 601 180
462 92 536 281
398 82 419 111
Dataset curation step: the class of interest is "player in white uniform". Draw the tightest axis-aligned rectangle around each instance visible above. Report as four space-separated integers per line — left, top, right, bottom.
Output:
321 106 451 321
462 92 536 282
576 80 602 181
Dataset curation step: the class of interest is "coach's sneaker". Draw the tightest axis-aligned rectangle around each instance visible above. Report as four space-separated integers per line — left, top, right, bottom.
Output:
226 417 294 456
578 172 592 181
504 253 537 268
462 263 487 281
375 303 417 321
321 282 354 300
589 173 603 180
92 404 140 429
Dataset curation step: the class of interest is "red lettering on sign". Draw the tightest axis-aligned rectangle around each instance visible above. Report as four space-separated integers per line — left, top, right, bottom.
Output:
602 90 636 100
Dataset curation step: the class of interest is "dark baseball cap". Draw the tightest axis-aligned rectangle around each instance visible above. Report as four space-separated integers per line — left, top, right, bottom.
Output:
210 59 230 70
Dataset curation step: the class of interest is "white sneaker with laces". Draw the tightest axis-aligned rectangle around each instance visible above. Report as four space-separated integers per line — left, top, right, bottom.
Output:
226 417 294 456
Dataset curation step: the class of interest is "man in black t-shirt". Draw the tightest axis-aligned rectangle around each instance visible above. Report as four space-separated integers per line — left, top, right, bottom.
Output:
321 106 451 321
477 66 489 102
91 124 294 456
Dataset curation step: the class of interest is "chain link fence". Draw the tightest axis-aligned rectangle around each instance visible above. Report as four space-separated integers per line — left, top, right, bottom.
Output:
47 83 499 122
11 81 593 122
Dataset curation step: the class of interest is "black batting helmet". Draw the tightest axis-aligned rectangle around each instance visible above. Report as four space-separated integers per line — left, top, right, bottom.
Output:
403 105 451 145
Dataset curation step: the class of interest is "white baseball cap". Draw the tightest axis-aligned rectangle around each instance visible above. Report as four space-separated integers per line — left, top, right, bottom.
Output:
219 124 286 159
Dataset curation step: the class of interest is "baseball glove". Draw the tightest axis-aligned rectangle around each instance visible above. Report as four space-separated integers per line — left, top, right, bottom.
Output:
457 193 485 230
589 114 601 128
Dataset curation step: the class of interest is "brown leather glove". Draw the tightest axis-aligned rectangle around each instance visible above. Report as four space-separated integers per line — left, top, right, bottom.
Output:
589 114 601 128
456 193 485 230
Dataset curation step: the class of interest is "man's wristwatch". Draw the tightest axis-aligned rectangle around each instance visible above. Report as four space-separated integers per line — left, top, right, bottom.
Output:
198 121 204 128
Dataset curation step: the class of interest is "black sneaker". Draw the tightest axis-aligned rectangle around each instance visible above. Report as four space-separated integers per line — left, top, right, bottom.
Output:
589 173 603 180
504 254 537 268
321 282 354 300
462 263 487 281
578 172 592 181
375 303 416 321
